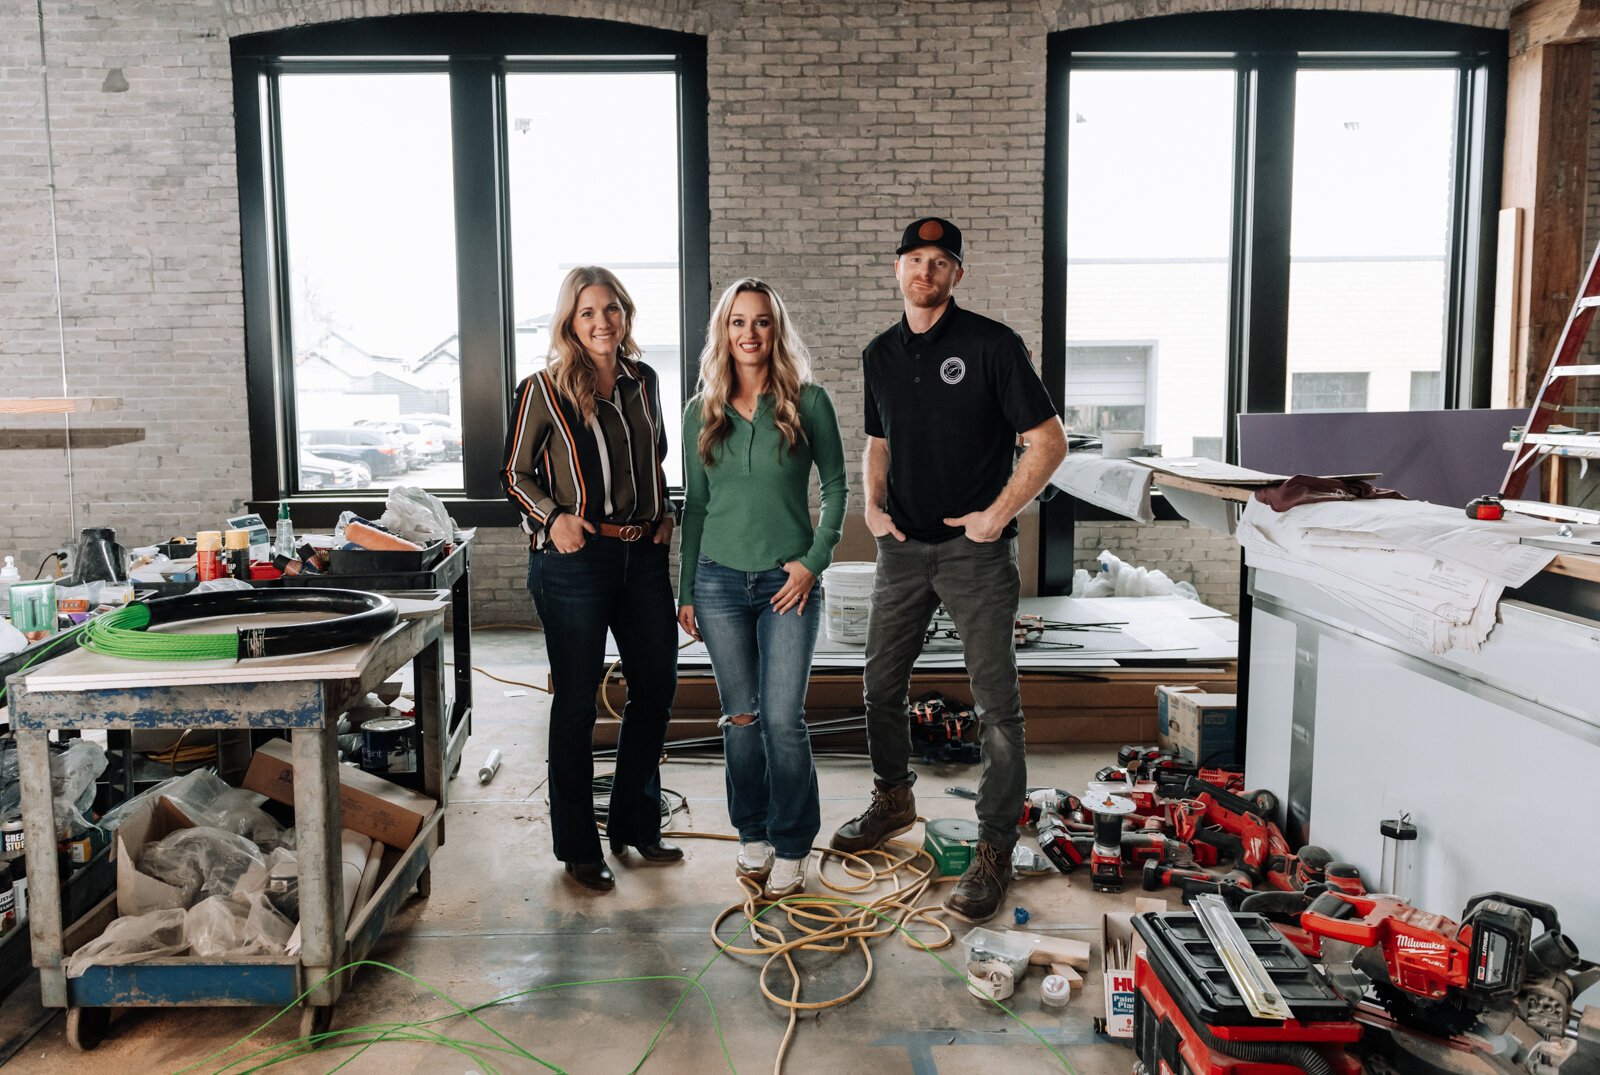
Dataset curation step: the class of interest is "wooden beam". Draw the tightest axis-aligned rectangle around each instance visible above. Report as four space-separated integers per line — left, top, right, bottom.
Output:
0 428 144 450
1511 0 1600 55
0 396 121 415
1501 42 1593 407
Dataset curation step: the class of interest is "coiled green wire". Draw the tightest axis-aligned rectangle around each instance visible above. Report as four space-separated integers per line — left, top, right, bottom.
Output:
80 603 237 661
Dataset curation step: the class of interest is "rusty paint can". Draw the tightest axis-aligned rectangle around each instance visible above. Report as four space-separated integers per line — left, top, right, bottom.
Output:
361 716 418 776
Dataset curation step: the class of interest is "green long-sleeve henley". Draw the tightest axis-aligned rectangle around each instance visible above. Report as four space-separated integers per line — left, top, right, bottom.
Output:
678 382 849 605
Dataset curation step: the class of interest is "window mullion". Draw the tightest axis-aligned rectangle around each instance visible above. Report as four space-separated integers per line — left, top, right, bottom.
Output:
450 56 512 501
1240 53 1296 422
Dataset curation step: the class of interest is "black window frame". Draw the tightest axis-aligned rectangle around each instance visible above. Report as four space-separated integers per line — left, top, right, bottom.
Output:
1036 11 1505 591
232 13 710 526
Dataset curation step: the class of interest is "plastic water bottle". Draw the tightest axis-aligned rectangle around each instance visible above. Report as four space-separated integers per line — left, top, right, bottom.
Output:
275 500 296 559
0 556 18 619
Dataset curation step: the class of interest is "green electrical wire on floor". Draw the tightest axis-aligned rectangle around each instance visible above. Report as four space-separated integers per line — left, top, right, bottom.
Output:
171 895 1079 1075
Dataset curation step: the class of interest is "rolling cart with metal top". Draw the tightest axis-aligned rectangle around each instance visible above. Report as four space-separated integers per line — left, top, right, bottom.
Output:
6 605 450 1050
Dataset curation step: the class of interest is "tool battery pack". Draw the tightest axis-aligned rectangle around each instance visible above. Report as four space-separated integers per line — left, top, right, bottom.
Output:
1131 911 1363 1074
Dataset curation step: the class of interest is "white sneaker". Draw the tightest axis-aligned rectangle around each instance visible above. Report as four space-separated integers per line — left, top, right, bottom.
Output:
736 840 774 881
763 855 807 900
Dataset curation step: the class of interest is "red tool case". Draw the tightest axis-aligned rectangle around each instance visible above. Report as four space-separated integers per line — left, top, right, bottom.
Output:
1131 911 1364 1074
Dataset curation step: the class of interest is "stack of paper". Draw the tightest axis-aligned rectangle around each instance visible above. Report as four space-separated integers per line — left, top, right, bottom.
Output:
1238 498 1581 654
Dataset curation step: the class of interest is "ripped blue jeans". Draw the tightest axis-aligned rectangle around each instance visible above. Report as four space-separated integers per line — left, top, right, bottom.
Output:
692 557 822 859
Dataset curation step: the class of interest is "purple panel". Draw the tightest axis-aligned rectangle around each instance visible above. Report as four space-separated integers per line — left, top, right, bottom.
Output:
1237 408 1531 508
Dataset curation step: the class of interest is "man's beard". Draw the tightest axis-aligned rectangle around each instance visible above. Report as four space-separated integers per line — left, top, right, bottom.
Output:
902 283 950 309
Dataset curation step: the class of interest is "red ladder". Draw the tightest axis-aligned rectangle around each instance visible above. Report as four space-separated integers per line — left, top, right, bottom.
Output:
1501 240 1600 498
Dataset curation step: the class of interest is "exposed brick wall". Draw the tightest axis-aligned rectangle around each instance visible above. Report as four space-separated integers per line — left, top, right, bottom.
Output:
0 0 1527 628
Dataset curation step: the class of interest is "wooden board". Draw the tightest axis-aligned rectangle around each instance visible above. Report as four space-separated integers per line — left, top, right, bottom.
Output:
21 613 392 691
0 397 120 415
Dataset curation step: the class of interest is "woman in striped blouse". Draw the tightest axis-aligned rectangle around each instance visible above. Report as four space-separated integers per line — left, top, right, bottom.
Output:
501 265 681 893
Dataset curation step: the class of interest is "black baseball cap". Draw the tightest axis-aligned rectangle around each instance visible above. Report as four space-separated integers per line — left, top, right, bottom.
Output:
896 217 963 263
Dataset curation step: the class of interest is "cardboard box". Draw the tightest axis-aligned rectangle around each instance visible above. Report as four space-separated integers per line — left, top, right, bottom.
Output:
1155 685 1240 767
1101 897 1167 1038
243 738 435 847
114 796 204 916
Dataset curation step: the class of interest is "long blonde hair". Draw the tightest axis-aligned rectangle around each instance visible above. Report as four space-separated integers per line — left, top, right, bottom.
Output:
694 278 812 466
546 266 642 421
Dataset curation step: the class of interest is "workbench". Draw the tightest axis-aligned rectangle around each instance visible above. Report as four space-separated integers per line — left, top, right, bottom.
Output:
6 604 451 1049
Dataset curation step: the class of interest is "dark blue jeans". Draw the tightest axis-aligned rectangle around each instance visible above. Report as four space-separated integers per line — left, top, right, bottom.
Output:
693 558 822 859
527 536 677 863
862 535 1025 850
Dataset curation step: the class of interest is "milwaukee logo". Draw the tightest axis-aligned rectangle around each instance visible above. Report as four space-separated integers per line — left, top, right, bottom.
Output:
1396 936 1447 952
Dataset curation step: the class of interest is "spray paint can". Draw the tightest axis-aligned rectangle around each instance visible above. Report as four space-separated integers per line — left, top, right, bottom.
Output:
1 816 24 860
196 531 223 582
225 528 251 581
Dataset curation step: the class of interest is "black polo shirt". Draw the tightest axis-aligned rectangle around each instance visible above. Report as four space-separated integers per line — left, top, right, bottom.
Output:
863 299 1058 543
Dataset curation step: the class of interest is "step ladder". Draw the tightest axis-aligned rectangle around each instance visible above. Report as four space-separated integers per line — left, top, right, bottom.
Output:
1501 239 1600 498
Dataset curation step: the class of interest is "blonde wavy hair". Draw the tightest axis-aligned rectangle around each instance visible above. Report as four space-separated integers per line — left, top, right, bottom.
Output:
546 266 642 422
694 279 812 467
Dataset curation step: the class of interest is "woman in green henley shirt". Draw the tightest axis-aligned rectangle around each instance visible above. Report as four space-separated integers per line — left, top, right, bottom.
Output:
677 278 848 900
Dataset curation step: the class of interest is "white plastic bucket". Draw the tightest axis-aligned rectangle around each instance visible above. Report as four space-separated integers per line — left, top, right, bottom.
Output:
821 561 876 644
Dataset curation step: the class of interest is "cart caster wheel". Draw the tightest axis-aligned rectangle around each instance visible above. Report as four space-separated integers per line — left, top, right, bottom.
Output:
417 865 432 898
299 1004 334 1043
450 755 462 780
66 1006 110 1051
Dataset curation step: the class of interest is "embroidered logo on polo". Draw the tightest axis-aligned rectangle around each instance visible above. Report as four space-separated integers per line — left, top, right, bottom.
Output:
940 357 966 384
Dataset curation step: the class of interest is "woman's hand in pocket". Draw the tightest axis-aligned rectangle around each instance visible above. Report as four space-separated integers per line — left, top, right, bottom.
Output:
771 562 816 615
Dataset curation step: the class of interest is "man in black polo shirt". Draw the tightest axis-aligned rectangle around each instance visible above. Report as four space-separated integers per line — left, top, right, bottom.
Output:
830 216 1067 923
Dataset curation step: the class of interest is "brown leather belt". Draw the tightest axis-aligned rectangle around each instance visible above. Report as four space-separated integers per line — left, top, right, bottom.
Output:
596 520 656 542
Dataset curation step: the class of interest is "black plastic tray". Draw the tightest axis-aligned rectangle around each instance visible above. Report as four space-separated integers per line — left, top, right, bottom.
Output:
328 540 445 574
1133 911 1351 1026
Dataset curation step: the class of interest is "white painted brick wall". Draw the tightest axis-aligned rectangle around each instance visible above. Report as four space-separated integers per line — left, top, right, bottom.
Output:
0 0 1526 629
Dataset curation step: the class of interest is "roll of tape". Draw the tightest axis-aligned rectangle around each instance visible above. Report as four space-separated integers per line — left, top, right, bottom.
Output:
966 958 1015 1002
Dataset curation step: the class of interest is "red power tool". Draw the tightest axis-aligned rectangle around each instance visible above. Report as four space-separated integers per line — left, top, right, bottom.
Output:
1300 889 1600 1042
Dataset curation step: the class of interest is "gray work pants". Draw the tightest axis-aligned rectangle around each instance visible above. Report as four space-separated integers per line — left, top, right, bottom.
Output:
862 534 1025 850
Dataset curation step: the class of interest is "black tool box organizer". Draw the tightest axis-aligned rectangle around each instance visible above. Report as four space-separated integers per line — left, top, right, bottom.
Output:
1132 911 1351 1027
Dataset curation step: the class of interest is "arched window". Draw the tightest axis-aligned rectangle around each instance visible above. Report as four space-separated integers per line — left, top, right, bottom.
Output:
233 14 709 519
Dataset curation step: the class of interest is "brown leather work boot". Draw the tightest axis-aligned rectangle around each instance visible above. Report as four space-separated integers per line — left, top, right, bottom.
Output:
943 841 1012 924
829 779 916 854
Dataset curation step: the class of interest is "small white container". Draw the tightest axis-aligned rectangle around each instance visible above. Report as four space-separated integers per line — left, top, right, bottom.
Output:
1041 974 1072 1008
960 926 1033 981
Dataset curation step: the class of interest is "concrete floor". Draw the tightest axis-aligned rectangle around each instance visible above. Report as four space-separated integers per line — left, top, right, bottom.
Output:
6 626 1148 1074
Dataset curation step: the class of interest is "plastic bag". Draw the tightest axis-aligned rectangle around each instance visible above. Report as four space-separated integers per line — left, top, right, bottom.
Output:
65 909 187 978
156 769 288 851
138 826 265 908
380 485 456 543
234 846 299 921
184 896 253 958
51 739 107 834
0 618 25 658
183 893 293 958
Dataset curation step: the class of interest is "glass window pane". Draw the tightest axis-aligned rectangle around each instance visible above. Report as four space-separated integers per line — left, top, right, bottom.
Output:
1286 68 1457 413
278 72 462 493
1066 69 1234 459
506 71 684 484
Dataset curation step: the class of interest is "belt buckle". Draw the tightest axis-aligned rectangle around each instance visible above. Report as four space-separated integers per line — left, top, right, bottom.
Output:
617 524 645 542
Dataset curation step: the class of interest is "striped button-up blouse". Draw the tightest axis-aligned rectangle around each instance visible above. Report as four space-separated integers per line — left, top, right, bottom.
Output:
500 357 671 544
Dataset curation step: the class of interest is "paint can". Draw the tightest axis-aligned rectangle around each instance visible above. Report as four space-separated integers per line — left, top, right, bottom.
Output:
361 716 418 776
